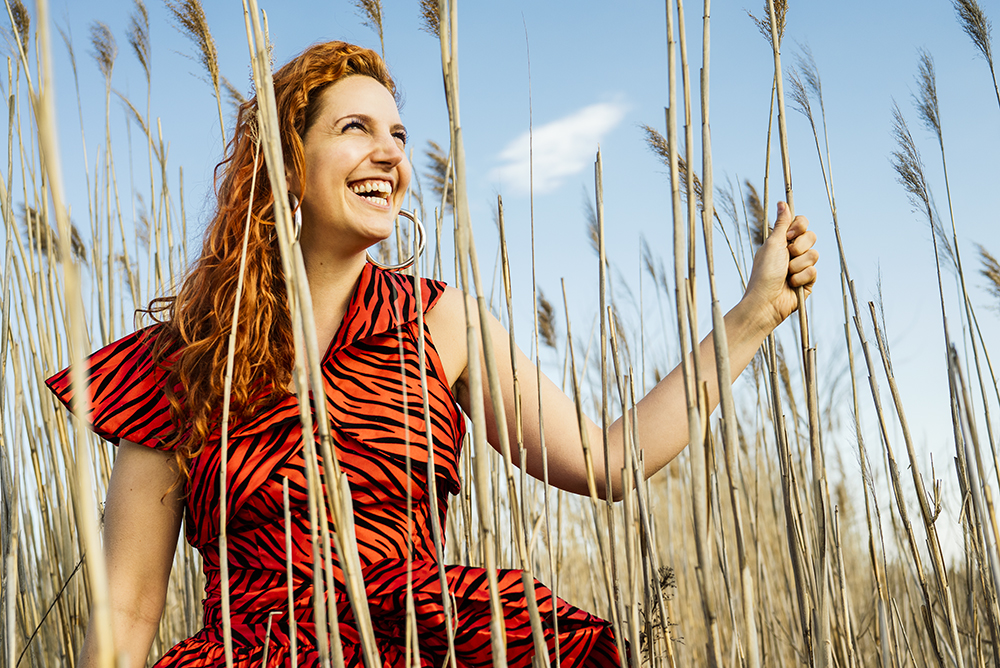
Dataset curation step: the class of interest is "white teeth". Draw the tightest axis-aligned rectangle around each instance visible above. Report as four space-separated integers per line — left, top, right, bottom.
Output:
351 180 392 195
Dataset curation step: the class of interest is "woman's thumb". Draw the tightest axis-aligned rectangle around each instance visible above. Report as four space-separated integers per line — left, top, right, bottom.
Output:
771 201 793 240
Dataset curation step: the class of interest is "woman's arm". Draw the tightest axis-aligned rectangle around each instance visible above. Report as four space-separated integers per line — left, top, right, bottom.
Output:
428 202 817 499
78 439 183 668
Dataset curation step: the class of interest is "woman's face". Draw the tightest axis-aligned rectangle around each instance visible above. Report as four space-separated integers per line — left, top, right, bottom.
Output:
296 75 411 255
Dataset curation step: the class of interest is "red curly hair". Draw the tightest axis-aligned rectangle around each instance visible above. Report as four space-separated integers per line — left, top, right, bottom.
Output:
146 41 397 480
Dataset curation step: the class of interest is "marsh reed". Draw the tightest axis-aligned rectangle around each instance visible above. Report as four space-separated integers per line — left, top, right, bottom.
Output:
2 0 999 666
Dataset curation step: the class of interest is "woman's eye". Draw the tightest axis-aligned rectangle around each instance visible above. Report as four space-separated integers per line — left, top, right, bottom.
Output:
343 119 366 132
393 131 408 146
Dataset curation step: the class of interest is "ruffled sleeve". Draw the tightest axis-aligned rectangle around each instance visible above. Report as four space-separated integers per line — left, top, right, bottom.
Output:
45 325 180 451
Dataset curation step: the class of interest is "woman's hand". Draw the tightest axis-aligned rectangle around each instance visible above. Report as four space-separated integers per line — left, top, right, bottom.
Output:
741 201 819 332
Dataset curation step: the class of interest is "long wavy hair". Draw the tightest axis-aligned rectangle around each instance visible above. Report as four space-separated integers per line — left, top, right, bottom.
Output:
146 41 397 481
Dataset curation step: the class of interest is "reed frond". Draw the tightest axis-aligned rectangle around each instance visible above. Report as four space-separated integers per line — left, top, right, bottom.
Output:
115 90 163 162
89 21 117 84
20 205 88 265
890 101 956 271
715 179 738 227
796 43 823 103
914 48 941 143
6 0 29 56
127 0 150 83
744 179 766 247
890 102 932 217
640 235 657 283
165 0 220 90
642 123 704 207
979 244 1000 307
423 140 454 211
787 67 813 123
419 0 440 38
747 0 787 48
953 0 994 66
537 288 558 350
353 0 384 52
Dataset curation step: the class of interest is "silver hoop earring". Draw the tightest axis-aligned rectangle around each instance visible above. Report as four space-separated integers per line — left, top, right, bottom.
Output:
289 194 302 243
367 209 426 271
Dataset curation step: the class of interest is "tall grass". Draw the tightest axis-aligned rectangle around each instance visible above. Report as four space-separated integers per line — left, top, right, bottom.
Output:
2 1 999 667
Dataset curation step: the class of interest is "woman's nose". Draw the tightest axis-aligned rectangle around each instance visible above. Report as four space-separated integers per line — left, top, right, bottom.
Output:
371 132 405 166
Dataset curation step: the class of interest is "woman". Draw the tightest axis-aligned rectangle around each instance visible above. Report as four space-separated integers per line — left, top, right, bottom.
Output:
48 41 817 667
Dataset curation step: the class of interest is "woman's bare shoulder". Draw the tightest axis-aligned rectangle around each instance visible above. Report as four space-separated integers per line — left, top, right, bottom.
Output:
423 285 472 388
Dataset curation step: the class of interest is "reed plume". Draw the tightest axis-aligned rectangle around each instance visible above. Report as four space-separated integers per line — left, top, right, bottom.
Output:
127 0 150 83
6 0 29 56
914 49 941 142
353 0 385 59
953 0 993 66
165 0 227 143
747 0 787 48
537 289 558 350
419 0 440 38
889 101 955 270
744 180 766 246
89 21 117 83
952 0 1000 109
424 140 454 211
981 245 1000 307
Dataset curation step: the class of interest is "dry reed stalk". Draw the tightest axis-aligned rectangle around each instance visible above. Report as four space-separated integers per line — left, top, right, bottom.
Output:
697 2 760 665
558 279 626 662
32 0 117 665
595 149 628 659
466 195 551 664
435 0 507 663
763 3 834 665
913 50 999 504
950 347 1000 647
240 4 381 665
664 1 713 661
411 252 458 668
866 302 958 667
789 47 901 668
215 134 261 668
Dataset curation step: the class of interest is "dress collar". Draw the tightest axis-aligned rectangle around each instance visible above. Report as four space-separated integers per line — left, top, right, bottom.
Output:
327 262 430 355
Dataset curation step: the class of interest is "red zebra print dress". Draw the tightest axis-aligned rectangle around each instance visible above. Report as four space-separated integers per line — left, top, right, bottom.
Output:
48 263 622 667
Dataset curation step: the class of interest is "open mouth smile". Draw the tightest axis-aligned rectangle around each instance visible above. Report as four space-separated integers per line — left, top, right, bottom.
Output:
350 179 393 208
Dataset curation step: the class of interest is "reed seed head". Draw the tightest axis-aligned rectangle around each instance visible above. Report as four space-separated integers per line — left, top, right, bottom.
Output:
89 21 117 85
914 49 942 144
165 0 220 90
21 205 88 265
424 140 454 211
979 244 1000 308
953 0 994 66
128 0 150 83
354 0 385 47
743 180 766 247
419 0 440 38
747 0 787 48
890 101 956 271
537 289 558 350
642 124 705 208
8 0 30 56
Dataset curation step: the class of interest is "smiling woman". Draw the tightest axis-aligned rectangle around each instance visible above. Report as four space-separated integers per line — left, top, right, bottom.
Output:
46 39 816 668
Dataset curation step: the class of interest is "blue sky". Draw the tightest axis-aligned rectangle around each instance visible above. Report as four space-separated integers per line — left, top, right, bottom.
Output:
17 0 1000 509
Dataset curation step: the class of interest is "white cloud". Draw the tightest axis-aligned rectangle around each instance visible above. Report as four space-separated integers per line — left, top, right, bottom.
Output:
490 100 628 194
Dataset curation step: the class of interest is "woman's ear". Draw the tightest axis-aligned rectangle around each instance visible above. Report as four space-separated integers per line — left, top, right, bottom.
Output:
285 169 301 197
